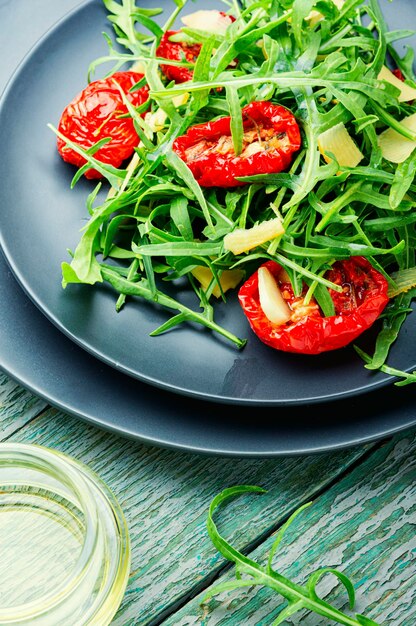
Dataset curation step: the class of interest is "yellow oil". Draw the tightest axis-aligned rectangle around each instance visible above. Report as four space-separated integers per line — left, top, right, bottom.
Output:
0 489 84 609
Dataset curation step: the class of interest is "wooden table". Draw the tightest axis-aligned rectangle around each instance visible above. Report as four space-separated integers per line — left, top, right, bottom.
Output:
2 373 416 626
1 1 415 624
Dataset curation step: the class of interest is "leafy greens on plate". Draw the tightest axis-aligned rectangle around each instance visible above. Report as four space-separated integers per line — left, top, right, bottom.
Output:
50 0 416 384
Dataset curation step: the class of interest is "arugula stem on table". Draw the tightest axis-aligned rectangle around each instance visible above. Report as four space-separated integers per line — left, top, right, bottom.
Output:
203 486 381 626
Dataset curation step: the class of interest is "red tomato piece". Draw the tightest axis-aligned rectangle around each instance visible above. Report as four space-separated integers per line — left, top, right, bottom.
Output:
156 12 236 84
392 68 405 81
238 257 390 354
157 31 202 84
172 101 301 187
57 71 149 179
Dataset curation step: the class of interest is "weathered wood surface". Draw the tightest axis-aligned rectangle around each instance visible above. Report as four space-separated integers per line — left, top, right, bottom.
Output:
0 373 47 439
1 373 415 625
162 430 416 626
1 398 372 625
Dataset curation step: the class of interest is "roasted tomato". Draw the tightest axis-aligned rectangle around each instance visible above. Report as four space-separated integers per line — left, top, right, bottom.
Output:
172 101 301 188
57 71 149 179
156 11 235 84
392 68 405 81
157 31 202 84
238 257 390 354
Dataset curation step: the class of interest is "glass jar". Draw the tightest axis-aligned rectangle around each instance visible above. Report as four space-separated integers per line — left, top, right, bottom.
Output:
0 442 130 625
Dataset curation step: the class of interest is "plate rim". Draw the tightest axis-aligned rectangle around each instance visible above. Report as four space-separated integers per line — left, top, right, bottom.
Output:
2 272 416 457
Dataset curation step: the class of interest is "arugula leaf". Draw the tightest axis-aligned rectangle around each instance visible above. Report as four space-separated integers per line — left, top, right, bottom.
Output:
101 267 247 348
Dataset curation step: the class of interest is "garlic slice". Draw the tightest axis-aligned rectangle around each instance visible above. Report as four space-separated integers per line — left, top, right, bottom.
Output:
224 218 285 255
388 267 416 297
378 66 416 103
318 122 364 168
145 93 189 132
130 60 146 74
191 266 244 298
306 0 344 26
181 10 233 36
258 266 292 325
377 112 416 163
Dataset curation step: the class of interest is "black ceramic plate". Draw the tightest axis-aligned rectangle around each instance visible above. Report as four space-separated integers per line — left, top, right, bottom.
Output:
0 0 415 406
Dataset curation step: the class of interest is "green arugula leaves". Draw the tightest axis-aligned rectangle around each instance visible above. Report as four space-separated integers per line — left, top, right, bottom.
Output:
53 0 416 376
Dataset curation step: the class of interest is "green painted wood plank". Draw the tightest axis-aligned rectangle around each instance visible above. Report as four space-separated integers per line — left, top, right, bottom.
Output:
6 407 372 625
160 429 416 626
0 373 47 439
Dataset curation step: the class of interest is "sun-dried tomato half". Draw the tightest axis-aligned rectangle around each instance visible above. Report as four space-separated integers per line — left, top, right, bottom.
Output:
57 71 149 179
172 101 302 187
238 257 390 354
156 11 236 84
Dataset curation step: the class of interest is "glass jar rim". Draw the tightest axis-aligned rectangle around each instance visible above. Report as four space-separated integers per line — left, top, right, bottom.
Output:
0 442 131 625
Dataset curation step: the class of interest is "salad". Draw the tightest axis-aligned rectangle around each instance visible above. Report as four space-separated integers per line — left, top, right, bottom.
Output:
50 0 416 384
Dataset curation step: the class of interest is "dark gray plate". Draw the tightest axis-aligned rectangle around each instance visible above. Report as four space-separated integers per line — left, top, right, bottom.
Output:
0 0 415 406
